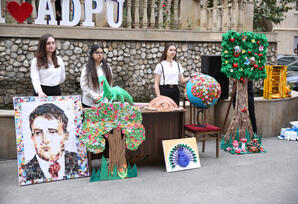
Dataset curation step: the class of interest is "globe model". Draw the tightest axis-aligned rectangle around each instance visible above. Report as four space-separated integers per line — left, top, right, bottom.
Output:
186 74 221 109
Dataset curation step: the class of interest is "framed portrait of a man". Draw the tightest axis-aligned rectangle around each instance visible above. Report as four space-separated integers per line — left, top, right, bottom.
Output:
13 96 89 186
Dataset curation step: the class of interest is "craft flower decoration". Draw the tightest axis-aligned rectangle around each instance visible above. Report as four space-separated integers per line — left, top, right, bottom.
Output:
80 103 145 153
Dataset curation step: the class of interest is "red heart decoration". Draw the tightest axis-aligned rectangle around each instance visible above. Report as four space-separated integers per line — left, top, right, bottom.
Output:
233 63 238 68
230 38 235 42
254 64 258 68
7 2 33 23
258 53 263 57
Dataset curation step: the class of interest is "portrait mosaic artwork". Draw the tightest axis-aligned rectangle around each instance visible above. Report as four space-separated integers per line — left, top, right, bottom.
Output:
13 96 89 186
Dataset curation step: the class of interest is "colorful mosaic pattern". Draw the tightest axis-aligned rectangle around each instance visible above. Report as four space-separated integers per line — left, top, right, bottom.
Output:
80 103 145 154
186 74 221 109
169 144 198 168
13 96 88 186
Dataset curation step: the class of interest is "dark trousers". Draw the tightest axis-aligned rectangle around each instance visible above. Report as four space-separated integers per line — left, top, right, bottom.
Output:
159 85 180 106
34 85 61 96
248 92 257 134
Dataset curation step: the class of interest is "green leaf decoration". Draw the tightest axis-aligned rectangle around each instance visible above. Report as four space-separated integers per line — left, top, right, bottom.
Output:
221 30 268 80
245 129 250 141
99 156 109 180
89 168 96 182
127 163 137 178
117 166 128 179
229 133 233 145
235 128 239 141
220 136 228 149
127 164 137 178
111 165 118 179
79 103 146 153
259 133 263 145
254 132 258 140
94 169 100 182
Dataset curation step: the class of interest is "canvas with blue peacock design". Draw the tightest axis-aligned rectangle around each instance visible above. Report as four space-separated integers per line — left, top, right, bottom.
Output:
169 144 198 168
162 138 201 172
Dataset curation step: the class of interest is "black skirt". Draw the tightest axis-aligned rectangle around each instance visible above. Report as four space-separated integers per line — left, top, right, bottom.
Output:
34 85 61 96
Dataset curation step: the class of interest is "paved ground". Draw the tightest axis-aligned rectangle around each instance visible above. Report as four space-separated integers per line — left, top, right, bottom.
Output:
1 137 298 204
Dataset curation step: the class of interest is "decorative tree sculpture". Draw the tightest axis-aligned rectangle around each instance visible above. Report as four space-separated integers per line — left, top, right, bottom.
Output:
221 30 268 141
80 103 145 178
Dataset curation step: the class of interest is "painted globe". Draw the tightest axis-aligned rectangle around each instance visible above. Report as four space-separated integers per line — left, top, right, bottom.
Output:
185 74 221 109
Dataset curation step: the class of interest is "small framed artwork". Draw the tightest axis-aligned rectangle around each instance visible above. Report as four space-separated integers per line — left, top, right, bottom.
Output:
162 138 201 172
13 96 89 186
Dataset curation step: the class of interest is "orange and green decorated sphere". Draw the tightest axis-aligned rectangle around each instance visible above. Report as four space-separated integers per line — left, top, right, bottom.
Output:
186 74 221 109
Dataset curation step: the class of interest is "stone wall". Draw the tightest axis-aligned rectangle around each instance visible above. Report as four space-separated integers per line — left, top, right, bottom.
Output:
0 37 277 109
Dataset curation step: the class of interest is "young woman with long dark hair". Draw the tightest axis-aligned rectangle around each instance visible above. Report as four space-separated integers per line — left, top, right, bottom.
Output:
154 42 191 106
80 44 113 107
30 33 65 97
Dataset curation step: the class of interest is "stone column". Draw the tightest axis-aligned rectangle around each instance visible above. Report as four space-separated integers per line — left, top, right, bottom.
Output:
200 0 208 31
173 0 179 29
150 0 155 28
165 0 171 29
142 0 148 28
243 0 254 31
208 8 212 31
157 0 163 29
127 0 132 28
211 0 218 31
231 0 238 31
237 0 244 32
217 3 222 31
222 0 228 32
134 0 140 28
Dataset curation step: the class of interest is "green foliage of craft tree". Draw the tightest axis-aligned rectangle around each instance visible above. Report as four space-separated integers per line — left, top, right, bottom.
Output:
253 0 296 31
80 103 145 154
221 30 269 80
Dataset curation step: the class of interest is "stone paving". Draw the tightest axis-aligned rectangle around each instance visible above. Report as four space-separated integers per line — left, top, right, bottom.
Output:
0 137 298 204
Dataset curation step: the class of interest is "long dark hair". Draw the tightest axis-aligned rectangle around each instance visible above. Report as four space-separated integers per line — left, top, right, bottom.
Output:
35 33 59 69
159 42 177 63
86 44 112 89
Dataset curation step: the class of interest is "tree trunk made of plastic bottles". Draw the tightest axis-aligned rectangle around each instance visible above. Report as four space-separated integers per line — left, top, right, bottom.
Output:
224 78 254 142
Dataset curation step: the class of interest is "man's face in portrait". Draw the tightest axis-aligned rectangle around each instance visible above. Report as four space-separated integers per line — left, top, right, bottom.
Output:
31 116 69 162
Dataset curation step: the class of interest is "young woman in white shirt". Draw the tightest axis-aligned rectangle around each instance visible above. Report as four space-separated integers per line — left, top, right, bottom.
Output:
154 42 191 106
80 44 113 107
30 33 65 97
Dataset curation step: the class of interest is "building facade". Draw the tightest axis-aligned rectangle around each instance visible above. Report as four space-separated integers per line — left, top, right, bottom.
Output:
273 2 298 55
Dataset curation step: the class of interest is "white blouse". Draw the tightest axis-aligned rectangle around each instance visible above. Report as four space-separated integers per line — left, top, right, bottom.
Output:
30 56 65 93
80 64 112 107
154 60 184 85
